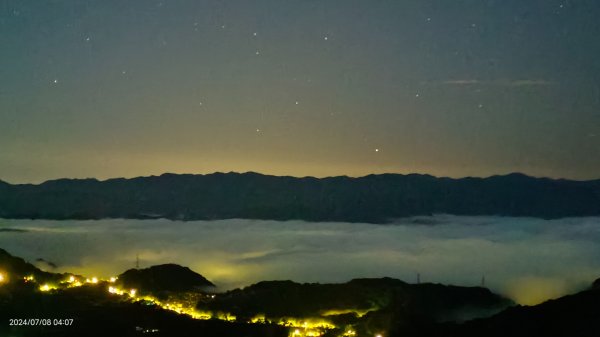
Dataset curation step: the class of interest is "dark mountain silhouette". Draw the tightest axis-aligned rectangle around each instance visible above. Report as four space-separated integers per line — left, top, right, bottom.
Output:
118 264 215 293
0 248 64 284
0 172 599 223
199 277 513 335
424 278 600 337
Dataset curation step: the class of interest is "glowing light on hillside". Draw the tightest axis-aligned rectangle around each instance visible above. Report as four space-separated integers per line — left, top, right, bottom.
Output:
321 308 375 317
26 273 339 336
105 285 214 320
16 270 341 337
280 318 334 337
39 284 56 292
0 273 5 283
63 275 83 287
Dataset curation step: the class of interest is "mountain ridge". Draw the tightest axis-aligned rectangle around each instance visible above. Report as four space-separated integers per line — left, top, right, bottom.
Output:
1 172 599 223
4 171 600 187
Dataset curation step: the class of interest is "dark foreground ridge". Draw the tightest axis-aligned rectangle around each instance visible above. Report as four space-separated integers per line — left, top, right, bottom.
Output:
1 248 599 337
428 282 600 337
1 172 600 223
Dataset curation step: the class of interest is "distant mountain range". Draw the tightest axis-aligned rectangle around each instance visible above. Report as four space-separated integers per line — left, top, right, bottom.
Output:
1 172 599 223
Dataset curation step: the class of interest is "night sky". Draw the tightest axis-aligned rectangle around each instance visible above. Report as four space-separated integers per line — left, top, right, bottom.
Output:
1 0 599 183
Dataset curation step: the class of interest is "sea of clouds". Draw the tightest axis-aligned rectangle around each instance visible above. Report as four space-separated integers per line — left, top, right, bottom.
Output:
1 215 599 305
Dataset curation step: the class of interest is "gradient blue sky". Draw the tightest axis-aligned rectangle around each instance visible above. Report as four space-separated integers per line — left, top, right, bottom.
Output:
1 0 599 183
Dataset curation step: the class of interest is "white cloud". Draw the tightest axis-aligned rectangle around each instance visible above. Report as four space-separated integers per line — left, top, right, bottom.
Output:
0 215 598 304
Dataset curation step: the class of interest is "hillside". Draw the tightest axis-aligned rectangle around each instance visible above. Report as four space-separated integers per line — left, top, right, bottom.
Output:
118 264 215 293
199 277 513 336
428 281 600 337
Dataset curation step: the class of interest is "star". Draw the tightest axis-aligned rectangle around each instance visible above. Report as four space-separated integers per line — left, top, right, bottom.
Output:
324 36 329 41
375 148 380 152
53 79 58 84
253 32 257 36
255 51 260 55
295 101 299 105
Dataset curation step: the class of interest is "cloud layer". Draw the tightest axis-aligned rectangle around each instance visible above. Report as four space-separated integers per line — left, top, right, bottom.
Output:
1 215 599 305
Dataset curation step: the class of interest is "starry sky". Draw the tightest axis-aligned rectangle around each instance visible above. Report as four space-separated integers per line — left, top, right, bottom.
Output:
1 0 599 183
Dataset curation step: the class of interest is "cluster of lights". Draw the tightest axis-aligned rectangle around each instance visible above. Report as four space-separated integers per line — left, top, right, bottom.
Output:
281 318 336 337
21 273 121 292
106 285 216 320
107 286 137 298
0 272 5 283
39 284 58 292
65 275 83 287
85 277 99 284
